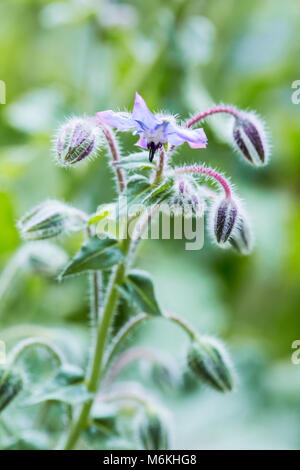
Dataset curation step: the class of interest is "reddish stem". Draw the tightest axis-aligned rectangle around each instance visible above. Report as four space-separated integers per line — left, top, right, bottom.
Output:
94 117 126 192
186 105 240 128
176 165 232 199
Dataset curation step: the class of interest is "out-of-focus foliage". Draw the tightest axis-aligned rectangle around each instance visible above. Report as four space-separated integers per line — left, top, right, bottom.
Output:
1 0 300 449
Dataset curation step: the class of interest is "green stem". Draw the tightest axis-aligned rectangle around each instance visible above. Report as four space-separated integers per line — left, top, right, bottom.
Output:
63 238 130 450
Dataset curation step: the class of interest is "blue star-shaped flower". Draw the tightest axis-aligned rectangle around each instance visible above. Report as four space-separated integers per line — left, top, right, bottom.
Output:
97 92 207 161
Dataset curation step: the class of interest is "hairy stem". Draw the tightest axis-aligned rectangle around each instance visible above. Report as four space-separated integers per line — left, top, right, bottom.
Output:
186 105 240 128
94 119 126 192
63 238 131 450
8 338 66 367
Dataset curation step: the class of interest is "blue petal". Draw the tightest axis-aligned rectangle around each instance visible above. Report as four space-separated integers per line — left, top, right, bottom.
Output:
167 124 207 148
97 110 136 131
132 92 160 129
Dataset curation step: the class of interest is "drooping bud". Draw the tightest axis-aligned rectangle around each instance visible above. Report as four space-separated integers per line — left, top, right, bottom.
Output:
232 113 270 166
187 337 235 392
212 196 238 244
136 408 169 450
55 117 102 167
24 241 68 277
0 367 23 412
169 177 204 218
18 200 87 240
229 214 253 255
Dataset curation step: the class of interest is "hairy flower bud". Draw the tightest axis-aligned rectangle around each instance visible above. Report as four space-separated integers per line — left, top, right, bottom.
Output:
212 196 238 244
169 177 204 218
187 337 235 392
18 200 87 240
232 113 270 166
0 367 23 412
229 214 253 255
136 408 169 450
55 117 102 167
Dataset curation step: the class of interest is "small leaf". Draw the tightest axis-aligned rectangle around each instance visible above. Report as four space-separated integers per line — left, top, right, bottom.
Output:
120 269 161 316
59 236 124 278
89 203 116 226
113 152 156 171
23 383 93 406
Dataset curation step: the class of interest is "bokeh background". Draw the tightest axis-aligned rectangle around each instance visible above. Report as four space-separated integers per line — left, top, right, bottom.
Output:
1 0 300 450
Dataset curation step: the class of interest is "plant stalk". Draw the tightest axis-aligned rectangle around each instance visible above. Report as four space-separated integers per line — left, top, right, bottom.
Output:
63 238 130 450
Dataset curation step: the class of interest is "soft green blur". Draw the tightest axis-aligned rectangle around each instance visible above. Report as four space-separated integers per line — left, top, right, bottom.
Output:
1 0 300 450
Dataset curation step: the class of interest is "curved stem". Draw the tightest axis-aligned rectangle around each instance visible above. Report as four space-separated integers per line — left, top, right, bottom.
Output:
0 248 27 311
152 147 166 185
98 389 150 409
163 311 197 340
175 166 232 199
8 338 66 367
186 105 240 128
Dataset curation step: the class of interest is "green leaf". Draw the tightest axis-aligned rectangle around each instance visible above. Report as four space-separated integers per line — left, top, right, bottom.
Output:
89 203 116 226
113 152 156 171
91 402 118 436
59 236 124 278
120 269 162 316
118 175 174 219
23 383 93 406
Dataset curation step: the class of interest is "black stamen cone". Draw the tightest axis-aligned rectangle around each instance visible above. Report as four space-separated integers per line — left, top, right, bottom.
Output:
148 142 156 162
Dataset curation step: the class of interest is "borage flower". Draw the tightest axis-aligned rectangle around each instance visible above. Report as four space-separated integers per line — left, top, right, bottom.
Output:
97 92 207 162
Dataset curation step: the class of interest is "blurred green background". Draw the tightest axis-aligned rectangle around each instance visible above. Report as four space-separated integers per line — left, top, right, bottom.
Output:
1 0 300 450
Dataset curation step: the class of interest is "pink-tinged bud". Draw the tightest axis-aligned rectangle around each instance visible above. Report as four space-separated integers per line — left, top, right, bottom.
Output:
169 177 204 218
232 113 270 166
212 197 238 244
55 117 102 167
229 214 253 255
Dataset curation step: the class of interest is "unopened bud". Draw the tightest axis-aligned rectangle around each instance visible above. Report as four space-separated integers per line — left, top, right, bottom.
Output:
18 200 87 240
136 408 169 450
187 337 235 392
0 367 23 412
229 214 253 255
212 197 238 244
232 113 270 166
24 241 68 277
148 360 181 394
55 117 102 167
